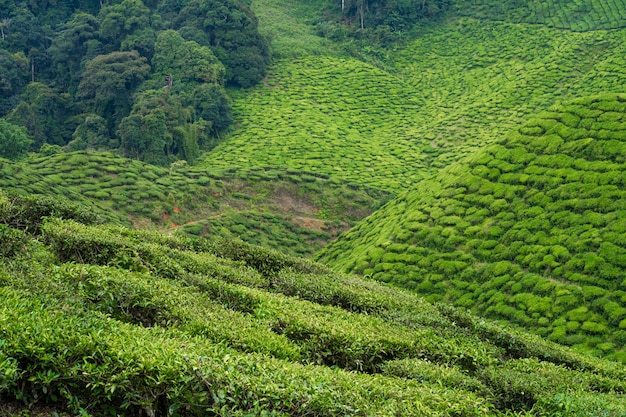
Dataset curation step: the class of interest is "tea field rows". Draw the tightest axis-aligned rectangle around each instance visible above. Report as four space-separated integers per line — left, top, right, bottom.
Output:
0 151 390 257
205 16 626 191
1 193 625 415
318 93 626 362
457 0 626 31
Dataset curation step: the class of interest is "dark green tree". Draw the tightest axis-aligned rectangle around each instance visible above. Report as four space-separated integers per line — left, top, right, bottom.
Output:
67 113 113 151
97 0 152 52
118 88 191 164
188 83 232 139
339 0 450 30
118 108 170 165
48 12 100 89
174 0 270 87
0 117 31 159
6 82 74 147
0 50 29 115
151 29 225 87
150 30 232 139
77 50 150 129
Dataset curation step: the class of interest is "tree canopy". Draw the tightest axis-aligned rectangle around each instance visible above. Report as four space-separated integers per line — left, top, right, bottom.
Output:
0 0 264 164
0 117 31 158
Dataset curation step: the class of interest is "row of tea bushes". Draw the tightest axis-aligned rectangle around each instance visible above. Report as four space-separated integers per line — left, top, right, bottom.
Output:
0 150 390 257
455 0 626 31
2 193 626 414
318 93 626 362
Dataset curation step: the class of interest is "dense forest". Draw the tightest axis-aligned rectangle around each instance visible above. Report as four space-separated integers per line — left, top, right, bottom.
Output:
0 0 270 164
0 0 449 164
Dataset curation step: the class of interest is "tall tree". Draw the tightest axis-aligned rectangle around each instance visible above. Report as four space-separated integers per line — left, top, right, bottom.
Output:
151 29 225 88
6 82 74 148
0 17 11 40
150 30 232 139
175 0 270 87
117 88 192 165
67 113 113 151
77 50 150 129
0 117 31 159
97 0 152 52
48 12 100 89
0 50 29 116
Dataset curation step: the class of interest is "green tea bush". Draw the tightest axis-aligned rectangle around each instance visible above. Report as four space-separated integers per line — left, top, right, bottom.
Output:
0 191 102 233
319 94 626 360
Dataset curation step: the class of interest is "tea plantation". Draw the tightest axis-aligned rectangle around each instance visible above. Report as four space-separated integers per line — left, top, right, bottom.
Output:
456 0 626 31
318 93 626 362
2 0 626 413
202 1 626 191
0 150 389 257
1 192 626 416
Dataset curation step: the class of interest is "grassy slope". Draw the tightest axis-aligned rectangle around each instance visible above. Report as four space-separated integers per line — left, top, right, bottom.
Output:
202 1 626 192
4 0 626 254
317 93 626 362
1 193 626 416
0 151 389 258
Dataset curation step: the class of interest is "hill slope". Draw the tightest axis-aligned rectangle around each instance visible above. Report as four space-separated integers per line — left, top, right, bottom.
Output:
203 6 626 191
0 150 389 257
1 192 626 416
317 93 626 362
455 0 626 31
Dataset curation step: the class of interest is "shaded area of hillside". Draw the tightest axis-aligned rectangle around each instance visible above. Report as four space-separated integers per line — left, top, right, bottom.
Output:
1 193 626 415
317 93 626 362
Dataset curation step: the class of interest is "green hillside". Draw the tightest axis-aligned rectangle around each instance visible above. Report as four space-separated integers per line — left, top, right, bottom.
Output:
2 193 626 416
317 93 626 362
456 0 626 31
0 150 389 257
203 12 626 191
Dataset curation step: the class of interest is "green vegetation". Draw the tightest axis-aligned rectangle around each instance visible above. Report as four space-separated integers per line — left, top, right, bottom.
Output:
2 193 626 415
0 118 30 159
455 0 626 31
0 150 390 257
318 93 626 362
204 11 626 191
0 0 269 163
2 2 626 413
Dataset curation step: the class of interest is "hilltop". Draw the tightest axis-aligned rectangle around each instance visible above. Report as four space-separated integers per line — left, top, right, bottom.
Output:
317 93 626 362
1 192 626 415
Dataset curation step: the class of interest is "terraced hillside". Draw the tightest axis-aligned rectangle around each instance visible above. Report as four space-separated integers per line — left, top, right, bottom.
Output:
205 56 427 190
457 0 626 31
204 12 626 191
2 193 626 416
0 151 390 257
318 93 626 362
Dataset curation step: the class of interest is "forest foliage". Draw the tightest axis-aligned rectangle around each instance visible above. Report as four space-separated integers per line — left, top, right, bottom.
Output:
0 0 269 164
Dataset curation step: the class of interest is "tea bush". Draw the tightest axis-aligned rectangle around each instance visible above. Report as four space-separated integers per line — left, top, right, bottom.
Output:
2 195 626 414
319 94 626 361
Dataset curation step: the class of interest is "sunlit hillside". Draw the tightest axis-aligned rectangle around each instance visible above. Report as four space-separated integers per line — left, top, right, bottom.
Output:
318 93 626 362
203 1 626 191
